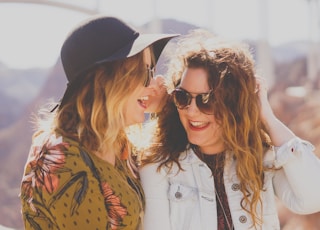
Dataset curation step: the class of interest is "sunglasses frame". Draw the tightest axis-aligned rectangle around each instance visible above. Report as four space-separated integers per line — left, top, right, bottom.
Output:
143 65 155 87
172 88 214 114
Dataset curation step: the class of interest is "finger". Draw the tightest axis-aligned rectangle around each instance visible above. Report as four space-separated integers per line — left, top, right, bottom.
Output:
150 75 167 92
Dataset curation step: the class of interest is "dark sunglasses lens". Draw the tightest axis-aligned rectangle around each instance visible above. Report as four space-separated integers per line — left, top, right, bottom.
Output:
173 90 190 108
196 93 214 114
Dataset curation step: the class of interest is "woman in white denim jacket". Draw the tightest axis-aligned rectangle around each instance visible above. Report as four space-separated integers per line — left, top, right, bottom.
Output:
139 30 320 230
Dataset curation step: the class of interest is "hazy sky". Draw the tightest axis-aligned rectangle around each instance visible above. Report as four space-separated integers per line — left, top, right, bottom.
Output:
0 0 317 69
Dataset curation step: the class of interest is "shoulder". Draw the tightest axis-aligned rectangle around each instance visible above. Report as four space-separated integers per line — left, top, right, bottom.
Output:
25 133 83 171
139 162 163 176
47 134 90 171
21 133 93 212
22 133 92 195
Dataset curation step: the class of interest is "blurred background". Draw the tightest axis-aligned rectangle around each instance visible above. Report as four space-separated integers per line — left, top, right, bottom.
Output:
0 0 319 229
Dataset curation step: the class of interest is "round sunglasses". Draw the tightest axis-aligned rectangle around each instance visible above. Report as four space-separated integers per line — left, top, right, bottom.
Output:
172 88 214 114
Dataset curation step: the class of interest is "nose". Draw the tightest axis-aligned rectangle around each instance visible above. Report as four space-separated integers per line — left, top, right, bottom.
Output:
186 97 200 115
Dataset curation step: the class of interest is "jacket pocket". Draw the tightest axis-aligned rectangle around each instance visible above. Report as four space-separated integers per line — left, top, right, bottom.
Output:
168 183 197 202
168 183 199 230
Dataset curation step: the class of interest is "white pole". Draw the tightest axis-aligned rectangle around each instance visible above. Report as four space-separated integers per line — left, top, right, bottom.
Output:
207 0 216 33
149 0 162 33
257 0 275 89
307 0 320 82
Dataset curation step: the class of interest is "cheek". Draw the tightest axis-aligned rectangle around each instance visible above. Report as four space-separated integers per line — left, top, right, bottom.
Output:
124 97 137 115
208 116 220 129
208 120 223 138
123 103 131 123
177 111 188 127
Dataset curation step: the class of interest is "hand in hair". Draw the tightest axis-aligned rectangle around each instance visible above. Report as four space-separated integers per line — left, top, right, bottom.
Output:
256 76 295 146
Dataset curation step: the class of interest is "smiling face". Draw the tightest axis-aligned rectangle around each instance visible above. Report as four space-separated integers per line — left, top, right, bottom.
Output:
177 67 225 154
124 48 153 126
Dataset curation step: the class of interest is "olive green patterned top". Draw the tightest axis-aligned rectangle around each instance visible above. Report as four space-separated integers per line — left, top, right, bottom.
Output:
20 133 144 230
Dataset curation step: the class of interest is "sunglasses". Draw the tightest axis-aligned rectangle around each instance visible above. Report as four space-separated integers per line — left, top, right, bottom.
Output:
172 88 214 114
143 65 155 87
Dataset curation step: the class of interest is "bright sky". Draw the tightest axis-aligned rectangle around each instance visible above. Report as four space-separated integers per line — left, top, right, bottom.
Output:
0 0 317 69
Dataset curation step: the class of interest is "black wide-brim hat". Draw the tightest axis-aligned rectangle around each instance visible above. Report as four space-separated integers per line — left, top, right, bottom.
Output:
61 15 179 84
57 15 178 109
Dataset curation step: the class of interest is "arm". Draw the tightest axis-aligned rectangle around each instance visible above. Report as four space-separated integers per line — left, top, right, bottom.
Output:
256 77 295 146
139 163 171 230
272 138 320 214
256 78 320 213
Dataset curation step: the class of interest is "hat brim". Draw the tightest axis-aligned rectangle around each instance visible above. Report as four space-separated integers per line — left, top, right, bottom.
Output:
94 33 179 66
58 33 178 109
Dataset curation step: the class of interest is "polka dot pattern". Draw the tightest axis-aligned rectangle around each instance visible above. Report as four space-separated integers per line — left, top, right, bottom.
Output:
20 134 144 229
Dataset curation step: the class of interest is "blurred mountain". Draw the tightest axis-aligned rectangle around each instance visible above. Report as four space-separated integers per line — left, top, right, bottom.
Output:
0 18 320 229
0 64 49 129
0 58 66 229
0 90 22 129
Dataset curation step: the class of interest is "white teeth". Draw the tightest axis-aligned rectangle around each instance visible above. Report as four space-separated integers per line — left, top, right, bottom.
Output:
190 121 206 127
139 96 149 101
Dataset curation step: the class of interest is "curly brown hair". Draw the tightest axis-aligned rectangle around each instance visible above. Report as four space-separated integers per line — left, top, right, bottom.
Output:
144 29 272 228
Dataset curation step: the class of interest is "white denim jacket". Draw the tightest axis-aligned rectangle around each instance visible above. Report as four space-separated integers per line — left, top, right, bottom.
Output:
140 138 320 230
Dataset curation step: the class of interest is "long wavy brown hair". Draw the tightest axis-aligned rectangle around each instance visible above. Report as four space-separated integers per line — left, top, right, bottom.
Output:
144 30 271 228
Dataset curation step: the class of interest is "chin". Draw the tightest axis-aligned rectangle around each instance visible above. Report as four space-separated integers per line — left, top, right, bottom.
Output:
188 138 201 146
133 116 146 126
188 133 207 145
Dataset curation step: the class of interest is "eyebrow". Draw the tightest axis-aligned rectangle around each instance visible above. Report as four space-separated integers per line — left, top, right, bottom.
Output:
177 87 211 95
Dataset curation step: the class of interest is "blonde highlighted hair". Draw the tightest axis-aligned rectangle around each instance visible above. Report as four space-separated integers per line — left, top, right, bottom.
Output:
33 48 154 164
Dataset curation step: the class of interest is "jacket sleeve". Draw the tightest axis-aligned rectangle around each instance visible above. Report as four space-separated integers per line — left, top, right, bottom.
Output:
272 137 320 214
139 163 171 230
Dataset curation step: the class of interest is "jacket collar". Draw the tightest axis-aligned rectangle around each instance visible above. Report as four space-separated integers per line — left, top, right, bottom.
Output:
179 144 275 169
180 146 234 164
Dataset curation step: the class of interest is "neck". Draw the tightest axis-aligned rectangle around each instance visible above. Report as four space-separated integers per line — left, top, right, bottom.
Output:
192 145 226 163
95 151 116 165
196 145 225 155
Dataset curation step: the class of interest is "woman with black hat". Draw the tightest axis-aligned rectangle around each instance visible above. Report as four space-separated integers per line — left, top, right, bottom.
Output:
19 15 178 230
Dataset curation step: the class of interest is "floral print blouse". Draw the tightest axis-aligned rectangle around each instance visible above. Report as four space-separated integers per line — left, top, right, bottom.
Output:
20 133 144 230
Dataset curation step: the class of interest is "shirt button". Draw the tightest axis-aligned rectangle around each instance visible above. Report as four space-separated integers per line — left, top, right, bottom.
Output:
175 192 182 199
231 183 240 191
239 215 247 223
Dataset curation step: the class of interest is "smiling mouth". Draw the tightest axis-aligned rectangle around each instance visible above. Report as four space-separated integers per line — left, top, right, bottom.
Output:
190 121 209 129
138 96 149 108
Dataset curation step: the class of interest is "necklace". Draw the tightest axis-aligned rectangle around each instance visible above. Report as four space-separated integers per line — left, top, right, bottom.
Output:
192 145 234 230
215 189 234 230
